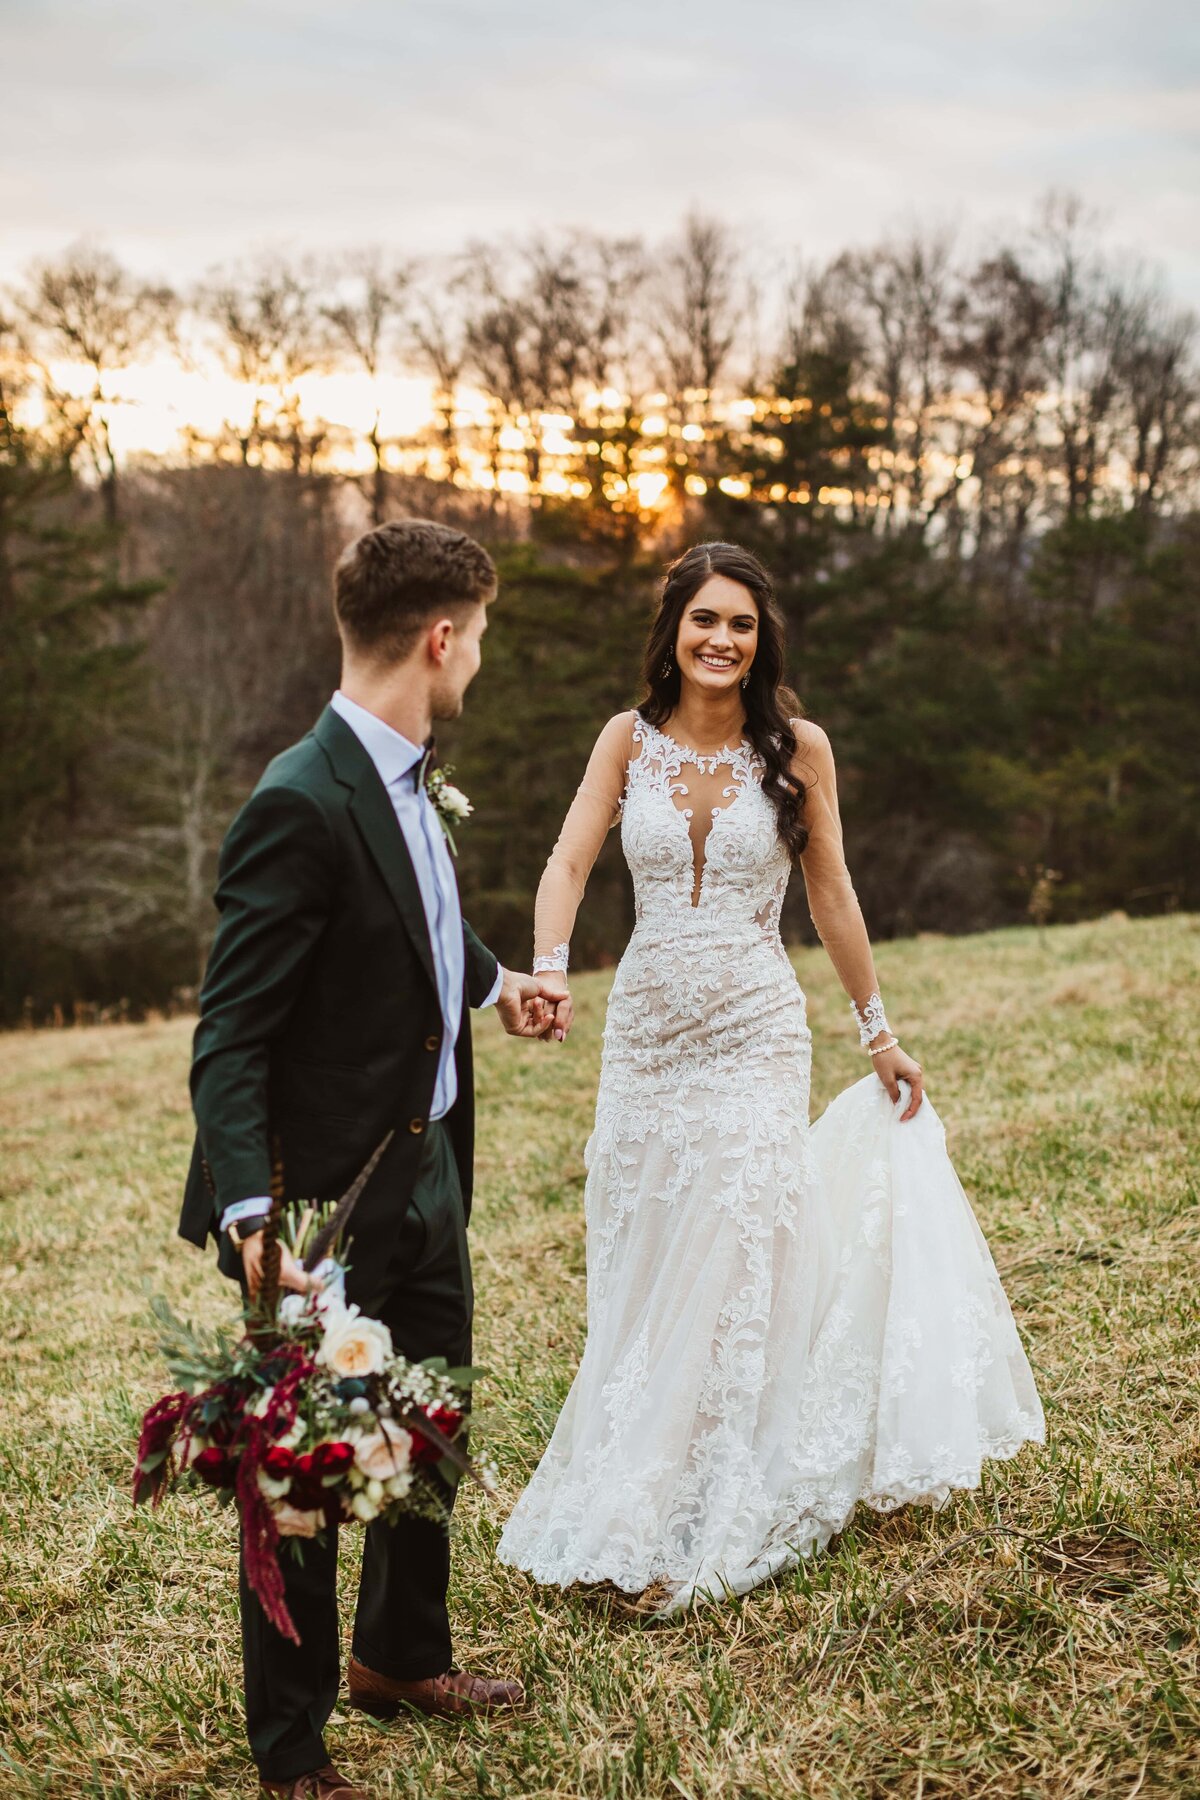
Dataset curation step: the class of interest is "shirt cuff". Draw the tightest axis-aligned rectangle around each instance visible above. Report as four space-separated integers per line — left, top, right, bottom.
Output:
478 963 505 1009
219 1196 272 1234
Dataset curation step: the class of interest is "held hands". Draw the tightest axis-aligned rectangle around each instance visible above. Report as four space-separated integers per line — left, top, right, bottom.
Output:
871 1041 925 1120
496 967 563 1039
535 970 573 1043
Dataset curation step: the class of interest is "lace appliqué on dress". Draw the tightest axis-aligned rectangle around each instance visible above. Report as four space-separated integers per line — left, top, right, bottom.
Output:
853 990 891 1048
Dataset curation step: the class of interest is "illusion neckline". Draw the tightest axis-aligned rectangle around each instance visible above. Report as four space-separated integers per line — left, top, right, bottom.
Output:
639 715 753 766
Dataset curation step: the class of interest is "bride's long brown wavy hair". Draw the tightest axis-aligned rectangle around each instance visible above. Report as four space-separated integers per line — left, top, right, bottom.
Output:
638 541 809 859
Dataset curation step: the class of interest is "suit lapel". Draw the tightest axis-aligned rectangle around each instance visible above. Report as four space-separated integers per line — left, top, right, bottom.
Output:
313 705 439 998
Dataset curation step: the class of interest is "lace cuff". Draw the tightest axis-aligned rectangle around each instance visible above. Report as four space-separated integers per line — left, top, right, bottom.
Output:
851 991 891 1048
533 942 570 975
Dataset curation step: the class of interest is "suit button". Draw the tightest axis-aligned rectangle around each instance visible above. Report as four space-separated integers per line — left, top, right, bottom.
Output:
424 1035 440 1052
409 1118 425 1135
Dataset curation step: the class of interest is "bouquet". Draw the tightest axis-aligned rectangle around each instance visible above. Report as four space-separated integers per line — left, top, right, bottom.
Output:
134 1134 489 1644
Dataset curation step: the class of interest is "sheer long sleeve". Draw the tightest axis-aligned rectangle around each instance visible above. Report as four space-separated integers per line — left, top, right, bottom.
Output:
793 720 893 1041
532 712 637 971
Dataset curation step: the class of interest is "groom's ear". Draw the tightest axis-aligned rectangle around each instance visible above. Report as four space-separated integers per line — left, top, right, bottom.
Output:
426 616 458 665
428 595 491 663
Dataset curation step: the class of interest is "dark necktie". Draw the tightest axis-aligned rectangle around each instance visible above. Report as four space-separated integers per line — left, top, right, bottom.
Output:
413 735 437 793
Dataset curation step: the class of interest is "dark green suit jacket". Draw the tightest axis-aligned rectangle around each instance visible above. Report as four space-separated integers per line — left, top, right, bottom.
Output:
179 705 499 1305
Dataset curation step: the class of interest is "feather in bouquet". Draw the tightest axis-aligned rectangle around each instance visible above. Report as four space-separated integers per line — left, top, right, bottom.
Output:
134 1134 492 1644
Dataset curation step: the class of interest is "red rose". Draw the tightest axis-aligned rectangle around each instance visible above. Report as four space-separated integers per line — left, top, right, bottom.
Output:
288 1451 323 1508
312 1441 354 1475
412 1406 463 1466
262 1444 297 1479
192 1446 235 1487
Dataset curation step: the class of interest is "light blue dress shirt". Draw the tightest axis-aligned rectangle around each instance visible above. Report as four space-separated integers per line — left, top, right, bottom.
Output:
220 690 503 1233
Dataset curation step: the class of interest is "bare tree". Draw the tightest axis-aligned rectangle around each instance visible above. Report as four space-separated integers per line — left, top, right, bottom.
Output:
824 227 957 536
66 461 345 975
571 234 651 541
1113 287 1198 514
1031 191 1135 525
11 243 174 527
576 234 650 395
655 212 741 402
196 253 324 470
321 250 411 523
462 236 595 496
947 246 1050 575
653 213 744 497
780 256 868 372
409 260 475 485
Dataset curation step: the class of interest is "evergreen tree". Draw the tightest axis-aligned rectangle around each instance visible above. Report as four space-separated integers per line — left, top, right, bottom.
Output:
700 346 894 665
0 369 157 1016
440 539 656 971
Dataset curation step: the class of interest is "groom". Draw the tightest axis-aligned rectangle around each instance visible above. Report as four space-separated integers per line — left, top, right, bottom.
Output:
179 520 547 1800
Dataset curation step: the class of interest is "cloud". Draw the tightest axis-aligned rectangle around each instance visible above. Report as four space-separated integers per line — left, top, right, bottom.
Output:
2 0 1197 305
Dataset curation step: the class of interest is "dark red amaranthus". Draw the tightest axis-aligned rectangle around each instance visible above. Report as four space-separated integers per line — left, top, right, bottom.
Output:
233 1346 316 1644
133 1392 193 1505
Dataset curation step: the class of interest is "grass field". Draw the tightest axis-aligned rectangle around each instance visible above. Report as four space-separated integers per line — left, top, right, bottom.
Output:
2 912 1199 1799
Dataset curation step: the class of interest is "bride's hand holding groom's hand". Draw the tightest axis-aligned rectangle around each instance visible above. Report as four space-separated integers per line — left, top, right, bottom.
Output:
497 968 562 1039
533 970 572 1043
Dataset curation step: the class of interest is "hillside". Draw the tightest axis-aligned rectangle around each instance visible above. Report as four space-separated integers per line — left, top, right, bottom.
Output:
1 912 1198 1798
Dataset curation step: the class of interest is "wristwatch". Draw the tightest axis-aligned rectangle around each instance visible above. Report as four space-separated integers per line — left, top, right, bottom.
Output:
226 1216 268 1249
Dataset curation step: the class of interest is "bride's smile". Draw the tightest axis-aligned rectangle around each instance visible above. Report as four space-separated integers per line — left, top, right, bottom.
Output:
675 573 758 694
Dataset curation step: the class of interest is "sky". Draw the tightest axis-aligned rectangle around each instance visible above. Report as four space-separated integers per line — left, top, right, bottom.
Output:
3 0 1199 305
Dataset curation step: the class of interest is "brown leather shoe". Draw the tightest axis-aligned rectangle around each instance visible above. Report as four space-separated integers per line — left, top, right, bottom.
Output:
347 1654 525 1721
260 1765 370 1799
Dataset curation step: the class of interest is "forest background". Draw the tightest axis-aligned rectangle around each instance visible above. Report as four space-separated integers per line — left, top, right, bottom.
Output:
3 192 1198 1023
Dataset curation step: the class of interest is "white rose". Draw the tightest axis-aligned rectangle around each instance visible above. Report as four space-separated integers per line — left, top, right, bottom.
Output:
316 1304 393 1379
350 1489 379 1523
278 1293 309 1326
273 1503 322 1538
440 783 472 822
354 1419 413 1482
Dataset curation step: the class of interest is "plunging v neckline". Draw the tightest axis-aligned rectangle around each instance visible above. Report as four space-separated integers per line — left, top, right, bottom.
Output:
637 718 757 908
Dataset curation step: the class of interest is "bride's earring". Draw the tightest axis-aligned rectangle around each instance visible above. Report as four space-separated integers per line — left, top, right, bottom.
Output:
741 672 750 690
661 653 675 679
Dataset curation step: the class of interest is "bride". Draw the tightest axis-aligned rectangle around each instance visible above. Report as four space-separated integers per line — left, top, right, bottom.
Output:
497 540 1044 1612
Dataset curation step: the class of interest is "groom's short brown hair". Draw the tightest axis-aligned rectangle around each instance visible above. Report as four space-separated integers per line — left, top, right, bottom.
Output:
334 519 497 660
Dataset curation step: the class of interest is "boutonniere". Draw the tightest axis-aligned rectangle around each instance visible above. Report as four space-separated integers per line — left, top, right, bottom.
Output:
420 753 473 856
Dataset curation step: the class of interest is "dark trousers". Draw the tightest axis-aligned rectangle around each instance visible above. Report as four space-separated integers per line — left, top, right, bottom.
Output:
240 1121 473 1784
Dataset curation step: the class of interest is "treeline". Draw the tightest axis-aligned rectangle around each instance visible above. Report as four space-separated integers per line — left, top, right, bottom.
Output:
2 195 1198 1022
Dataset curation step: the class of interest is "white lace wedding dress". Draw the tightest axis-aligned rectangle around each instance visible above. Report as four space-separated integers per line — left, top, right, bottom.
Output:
496 713 1044 1610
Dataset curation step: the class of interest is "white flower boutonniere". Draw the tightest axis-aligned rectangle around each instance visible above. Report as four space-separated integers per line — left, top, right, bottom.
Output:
422 760 473 856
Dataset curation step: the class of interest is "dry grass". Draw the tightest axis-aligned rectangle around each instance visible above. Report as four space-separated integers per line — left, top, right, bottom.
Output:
2 912 1199 1798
